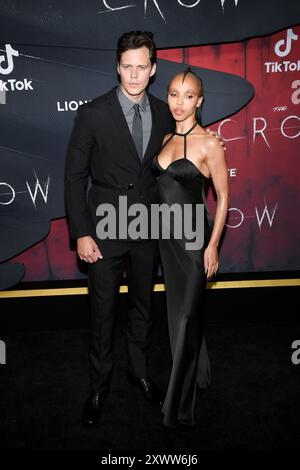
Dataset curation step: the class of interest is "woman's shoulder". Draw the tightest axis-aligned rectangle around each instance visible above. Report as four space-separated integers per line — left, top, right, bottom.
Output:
194 129 224 151
162 133 173 145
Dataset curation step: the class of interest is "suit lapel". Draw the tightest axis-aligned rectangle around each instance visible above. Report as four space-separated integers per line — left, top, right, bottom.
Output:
106 88 141 167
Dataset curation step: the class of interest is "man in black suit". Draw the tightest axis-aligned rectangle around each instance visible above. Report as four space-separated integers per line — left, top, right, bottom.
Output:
65 31 173 426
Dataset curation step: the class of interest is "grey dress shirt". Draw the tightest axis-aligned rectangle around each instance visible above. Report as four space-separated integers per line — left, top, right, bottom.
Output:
117 86 152 157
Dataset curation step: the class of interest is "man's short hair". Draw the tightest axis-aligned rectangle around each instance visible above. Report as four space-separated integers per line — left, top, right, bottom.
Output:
117 31 157 65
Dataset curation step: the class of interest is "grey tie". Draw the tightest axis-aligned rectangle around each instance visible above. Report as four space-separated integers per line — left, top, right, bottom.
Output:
132 104 143 161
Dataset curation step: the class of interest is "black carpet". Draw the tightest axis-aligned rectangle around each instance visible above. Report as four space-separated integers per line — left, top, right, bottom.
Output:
0 292 300 454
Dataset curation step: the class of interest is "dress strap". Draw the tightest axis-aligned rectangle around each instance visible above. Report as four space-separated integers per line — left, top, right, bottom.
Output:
173 121 198 137
161 133 175 150
173 121 198 159
161 121 198 157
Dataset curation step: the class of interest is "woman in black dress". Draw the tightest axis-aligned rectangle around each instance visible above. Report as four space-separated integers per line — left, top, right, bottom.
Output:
151 69 229 429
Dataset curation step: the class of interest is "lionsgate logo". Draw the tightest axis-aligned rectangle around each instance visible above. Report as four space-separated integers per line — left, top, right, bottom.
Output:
57 99 90 112
95 196 205 250
0 44 34 94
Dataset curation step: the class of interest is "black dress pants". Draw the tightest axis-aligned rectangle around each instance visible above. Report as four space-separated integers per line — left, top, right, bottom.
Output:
88 240 159 394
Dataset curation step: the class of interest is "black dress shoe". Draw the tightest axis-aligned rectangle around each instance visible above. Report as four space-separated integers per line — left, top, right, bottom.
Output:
81 390 108 426
175 422 194 432
163 421 194 432
127 372 164 406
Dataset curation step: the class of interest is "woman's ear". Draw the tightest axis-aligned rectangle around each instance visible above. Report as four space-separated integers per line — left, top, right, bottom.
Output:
197 96 204 108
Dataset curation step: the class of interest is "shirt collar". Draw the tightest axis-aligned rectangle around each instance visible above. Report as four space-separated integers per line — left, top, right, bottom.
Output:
117 86 149 113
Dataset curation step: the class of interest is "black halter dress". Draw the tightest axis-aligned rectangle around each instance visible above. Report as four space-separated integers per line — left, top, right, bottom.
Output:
151 122 213 428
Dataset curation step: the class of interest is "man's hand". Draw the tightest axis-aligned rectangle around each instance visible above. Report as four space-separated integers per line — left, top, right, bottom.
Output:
77 236 103 263
206 128 226 151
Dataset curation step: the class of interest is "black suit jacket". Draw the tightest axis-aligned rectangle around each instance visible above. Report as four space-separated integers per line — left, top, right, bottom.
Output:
64 87 173 254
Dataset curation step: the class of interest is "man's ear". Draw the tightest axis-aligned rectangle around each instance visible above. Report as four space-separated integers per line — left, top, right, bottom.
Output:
150 62 157 77
117 62 120 75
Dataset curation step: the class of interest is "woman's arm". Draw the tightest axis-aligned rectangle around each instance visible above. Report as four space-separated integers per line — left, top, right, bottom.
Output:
204 137 230 279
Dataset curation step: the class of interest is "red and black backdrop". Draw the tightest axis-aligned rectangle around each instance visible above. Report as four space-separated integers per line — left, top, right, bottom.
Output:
0 0 300 288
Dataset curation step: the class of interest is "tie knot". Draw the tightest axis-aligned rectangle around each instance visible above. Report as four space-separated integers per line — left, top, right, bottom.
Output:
133 103 140 114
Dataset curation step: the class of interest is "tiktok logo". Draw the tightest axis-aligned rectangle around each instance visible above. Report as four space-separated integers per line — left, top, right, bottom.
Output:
274 28 298 57
0 44 19 75
0 44 33 98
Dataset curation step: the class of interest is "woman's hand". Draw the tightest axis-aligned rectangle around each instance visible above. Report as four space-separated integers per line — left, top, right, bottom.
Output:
204 244 219 280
